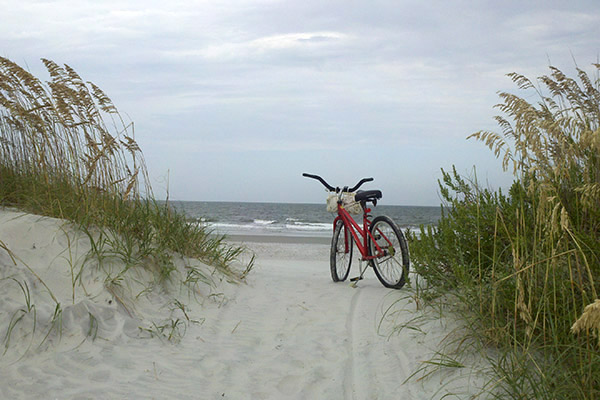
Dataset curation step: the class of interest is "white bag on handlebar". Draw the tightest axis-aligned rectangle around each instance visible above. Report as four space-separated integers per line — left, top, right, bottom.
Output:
326 193 363 215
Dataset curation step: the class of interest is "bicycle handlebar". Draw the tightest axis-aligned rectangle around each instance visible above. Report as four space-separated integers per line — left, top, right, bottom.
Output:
349 177 374 192
302 173 373 193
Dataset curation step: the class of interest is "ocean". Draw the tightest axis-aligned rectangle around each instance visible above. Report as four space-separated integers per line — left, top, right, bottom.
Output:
168 201 440 238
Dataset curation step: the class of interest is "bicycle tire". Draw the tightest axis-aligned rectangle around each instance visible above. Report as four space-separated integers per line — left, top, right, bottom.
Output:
330 220 353 282
368 216 409 289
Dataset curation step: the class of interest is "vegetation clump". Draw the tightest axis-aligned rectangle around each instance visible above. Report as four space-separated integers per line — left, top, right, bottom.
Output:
409 63 600 399
0 56 247 278
0 57 251 351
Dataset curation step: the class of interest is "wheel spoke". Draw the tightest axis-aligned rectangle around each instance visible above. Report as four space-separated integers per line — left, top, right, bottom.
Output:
369 216 409 289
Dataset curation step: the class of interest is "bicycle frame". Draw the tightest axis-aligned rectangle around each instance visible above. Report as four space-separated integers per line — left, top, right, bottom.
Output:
333 202 389 261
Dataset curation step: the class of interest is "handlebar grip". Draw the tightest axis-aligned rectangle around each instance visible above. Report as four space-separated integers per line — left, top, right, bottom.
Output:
349 177 373 192
302 173 336 192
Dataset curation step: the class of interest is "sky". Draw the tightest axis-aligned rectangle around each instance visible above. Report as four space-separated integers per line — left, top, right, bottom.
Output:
2 0 599 206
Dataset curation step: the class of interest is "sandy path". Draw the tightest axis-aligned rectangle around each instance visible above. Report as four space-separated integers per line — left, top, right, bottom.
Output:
190 241 484 400
0 212 488 399
197 244 412 399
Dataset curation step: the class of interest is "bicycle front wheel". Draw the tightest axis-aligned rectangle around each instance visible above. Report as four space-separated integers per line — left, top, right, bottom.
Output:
330 221 353 282
369 216 409 289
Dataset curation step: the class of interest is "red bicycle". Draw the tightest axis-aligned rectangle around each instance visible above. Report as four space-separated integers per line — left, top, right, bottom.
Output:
303 173 409 289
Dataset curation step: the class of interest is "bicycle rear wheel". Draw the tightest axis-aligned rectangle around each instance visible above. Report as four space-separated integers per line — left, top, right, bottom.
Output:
369 216 409 289
330 221 353 282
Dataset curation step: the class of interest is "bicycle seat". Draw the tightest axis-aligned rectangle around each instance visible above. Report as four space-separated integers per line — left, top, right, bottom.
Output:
354 190 382 203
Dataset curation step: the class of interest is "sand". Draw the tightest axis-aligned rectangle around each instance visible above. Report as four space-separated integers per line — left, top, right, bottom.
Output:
0 209 489 399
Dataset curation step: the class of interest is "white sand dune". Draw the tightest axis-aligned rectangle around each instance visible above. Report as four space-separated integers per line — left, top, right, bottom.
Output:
0 209 489 399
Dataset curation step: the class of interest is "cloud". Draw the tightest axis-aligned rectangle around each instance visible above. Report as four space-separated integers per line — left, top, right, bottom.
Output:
160 31 351 62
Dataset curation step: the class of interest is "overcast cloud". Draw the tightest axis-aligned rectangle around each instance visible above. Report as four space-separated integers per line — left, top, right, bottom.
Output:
2 0 599 205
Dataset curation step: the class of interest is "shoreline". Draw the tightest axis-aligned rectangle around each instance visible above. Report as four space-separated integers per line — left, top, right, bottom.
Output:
224 233 331 245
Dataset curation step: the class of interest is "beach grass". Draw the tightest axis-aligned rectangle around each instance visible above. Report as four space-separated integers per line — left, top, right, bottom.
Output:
0 57 252 348
407 63 600 398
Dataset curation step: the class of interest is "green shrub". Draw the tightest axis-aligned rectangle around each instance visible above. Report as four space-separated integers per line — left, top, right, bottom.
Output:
409 64 600 399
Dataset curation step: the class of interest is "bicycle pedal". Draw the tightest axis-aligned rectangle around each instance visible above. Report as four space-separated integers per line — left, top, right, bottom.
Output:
350 276 363 282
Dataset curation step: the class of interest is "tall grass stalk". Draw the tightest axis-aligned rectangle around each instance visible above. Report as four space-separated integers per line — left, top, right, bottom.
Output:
409 63 600 398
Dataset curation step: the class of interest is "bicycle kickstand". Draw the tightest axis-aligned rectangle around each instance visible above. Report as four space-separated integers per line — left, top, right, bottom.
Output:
350 260 368 288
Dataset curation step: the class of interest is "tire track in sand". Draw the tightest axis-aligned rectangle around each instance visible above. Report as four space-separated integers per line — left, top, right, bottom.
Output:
344 282 415 400
343 286 361 399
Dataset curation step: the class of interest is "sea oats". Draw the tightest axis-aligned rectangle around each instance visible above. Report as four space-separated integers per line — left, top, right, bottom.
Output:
461 63 600 395
571 299 600 346
0 57 151 199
